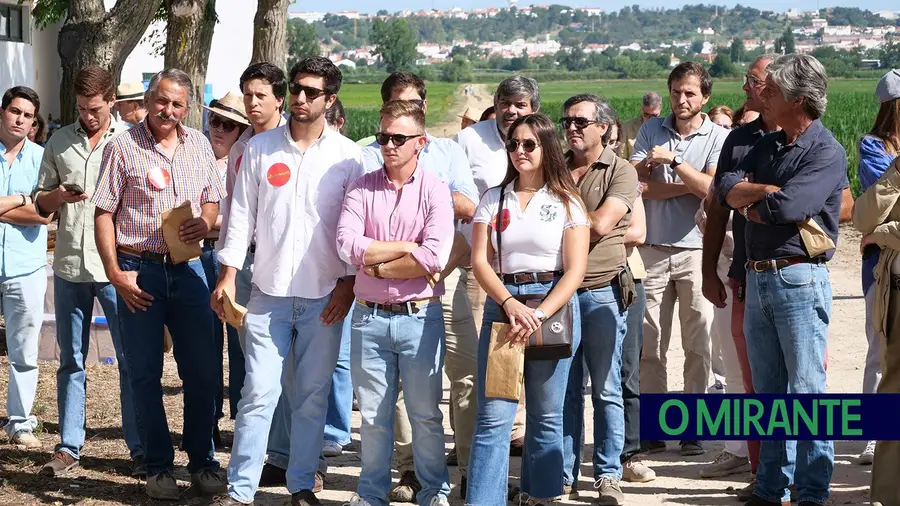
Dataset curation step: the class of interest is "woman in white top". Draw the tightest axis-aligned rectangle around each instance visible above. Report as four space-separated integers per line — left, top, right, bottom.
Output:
466 113 590 505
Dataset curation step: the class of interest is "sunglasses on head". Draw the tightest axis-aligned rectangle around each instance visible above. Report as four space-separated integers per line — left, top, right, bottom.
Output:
209 114 238 133
288 83 327 100
375 132 422 147
559 117 598 130
505 138 541 153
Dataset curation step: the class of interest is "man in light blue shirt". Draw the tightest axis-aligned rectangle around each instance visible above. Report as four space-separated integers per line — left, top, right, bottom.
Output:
0 86 52 449
359 71 479 502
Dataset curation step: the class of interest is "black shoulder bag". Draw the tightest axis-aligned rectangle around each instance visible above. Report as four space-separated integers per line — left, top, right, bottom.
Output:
495 183 574 361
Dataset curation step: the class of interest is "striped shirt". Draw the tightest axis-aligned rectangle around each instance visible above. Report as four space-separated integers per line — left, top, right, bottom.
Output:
91 120 225 253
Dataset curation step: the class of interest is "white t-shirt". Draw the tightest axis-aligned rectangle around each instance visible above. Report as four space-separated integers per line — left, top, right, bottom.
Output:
453 118 509 244
473 184 589 274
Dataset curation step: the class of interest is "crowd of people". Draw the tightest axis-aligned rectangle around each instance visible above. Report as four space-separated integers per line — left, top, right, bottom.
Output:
1 53 899 506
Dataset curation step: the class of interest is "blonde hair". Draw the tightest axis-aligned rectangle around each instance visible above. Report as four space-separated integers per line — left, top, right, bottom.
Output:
708 105 734 122
379 100 426 132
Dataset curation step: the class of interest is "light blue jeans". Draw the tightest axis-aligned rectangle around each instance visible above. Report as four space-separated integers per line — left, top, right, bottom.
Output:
53 276 142 459
466 279 581 505
563 284 628 485
745 263 834 505
325 316 353 446
227 287 341 503
2 267 47 436
350 300 450 506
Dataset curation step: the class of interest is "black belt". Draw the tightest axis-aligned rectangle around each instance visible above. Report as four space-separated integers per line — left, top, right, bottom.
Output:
203 238 217 249
498 270 563 285
117 245 175 264
356 297 439 315
746 256 822 273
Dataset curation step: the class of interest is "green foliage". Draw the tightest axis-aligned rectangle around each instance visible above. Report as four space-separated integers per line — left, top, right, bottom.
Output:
882 38 900 69
370 18 418 73
30 0 69 29
730 39 744 64
709 54 739 78
440 56 474 82
287 19 320 69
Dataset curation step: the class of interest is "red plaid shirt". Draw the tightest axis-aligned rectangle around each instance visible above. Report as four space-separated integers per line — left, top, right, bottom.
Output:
92 121 225 254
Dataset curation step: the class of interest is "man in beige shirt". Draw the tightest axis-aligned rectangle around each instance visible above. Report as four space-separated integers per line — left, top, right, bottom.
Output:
620 92 662 161
33 67 143 478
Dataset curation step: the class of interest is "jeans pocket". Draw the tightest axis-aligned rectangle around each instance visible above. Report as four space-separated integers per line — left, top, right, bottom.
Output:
777 264 814 287
586 286 617 305
351 305 374 329
117 255 142 273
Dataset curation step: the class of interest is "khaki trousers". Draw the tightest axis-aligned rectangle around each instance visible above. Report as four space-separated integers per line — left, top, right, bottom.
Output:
871 290 900 506
394 267 479 476
639 245 713 394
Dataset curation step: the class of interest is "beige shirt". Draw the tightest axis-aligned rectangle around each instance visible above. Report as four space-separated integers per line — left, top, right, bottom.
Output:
35 120 130 283
621 116 642 162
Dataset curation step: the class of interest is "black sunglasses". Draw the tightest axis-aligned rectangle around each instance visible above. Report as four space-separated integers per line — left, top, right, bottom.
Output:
209 114 238 133
505 138 541 153
289 83 327 100
375 132 422 147
559 117 599 130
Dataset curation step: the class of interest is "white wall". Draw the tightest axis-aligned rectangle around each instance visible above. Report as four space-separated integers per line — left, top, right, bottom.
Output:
0 41 34 91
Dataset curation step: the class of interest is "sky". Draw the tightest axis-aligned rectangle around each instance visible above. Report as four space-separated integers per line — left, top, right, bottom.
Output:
287 1 898 15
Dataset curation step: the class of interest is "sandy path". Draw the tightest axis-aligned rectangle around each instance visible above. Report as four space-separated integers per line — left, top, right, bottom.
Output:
430 84 495 138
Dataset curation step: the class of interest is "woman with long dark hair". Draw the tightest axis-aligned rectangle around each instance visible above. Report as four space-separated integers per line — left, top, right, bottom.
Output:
466 113 589 505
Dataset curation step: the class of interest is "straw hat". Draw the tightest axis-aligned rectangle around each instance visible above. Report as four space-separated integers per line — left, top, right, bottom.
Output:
202 92 250 126
458 107 479 122
116 82 145 102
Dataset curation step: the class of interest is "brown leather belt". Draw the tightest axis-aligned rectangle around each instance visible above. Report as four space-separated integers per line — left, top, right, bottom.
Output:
746 256 817 273
499 270 563 285
356 296 440 315
117 245 175 264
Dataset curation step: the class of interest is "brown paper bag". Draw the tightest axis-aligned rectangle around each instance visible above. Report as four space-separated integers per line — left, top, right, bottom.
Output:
163 326 173 353
798 218 836 257
161 201 202 264
485 322 525 400
427 231 472 288
223 290 248 329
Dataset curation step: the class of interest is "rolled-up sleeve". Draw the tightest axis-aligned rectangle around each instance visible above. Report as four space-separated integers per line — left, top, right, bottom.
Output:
411 179 455 273
756 143 847 225
336 179 373 267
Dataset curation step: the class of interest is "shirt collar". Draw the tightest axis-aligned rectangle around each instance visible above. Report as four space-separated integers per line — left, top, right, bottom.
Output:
0 137 31 160
662 112 714 138
381 162 421 186
565 146 617 171
281 118 331 148
139 118 189 143
75 118 124 137
792 119 823 149
502 180 547 197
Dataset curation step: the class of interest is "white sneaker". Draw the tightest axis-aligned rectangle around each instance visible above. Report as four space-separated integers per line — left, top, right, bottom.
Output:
344 494 373 506
858 440 876 465
322 440 343 457
699 450 751 478
9 430 42 449
428 496 450 506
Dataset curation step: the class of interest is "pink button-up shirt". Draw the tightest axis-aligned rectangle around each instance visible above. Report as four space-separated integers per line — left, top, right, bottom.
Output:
337 165 454 304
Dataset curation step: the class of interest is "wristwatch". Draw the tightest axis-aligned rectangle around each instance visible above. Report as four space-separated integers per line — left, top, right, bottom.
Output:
373 263 384 279
534 308 546 322
671 154 684 168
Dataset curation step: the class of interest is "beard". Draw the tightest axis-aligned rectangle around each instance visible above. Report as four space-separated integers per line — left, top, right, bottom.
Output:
290 105 324 124
674 104 702 121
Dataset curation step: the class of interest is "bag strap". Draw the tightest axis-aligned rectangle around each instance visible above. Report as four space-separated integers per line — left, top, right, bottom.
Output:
495 183 507 275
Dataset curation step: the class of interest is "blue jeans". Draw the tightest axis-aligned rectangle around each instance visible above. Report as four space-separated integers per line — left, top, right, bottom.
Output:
116 255 219 475
350 299 450 506
227 288 341 503
622 279 645 462
2 268 47 436
467 280 581 504
201 244 244 419
325 316 353 446
745 263 833 505
54 275 142 459
563 284 627 485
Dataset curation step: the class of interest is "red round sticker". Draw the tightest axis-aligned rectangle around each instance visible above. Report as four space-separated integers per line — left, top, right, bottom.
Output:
234 155 243 174
492 209 511 232
148 167 171 190
266 163 291 187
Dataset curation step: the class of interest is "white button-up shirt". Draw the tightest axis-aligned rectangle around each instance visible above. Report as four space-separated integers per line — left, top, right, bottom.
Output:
453 118 509 244
217 121 364 298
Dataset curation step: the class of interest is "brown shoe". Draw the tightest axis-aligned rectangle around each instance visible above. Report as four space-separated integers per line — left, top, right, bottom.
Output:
39 452 79 477
313 471 324 493
510 436 524 457
291 489 321 506
389 471 421 502
258 463 286 487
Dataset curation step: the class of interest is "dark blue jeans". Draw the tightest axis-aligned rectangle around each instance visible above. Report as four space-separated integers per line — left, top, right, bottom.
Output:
117 254 219 475
200 244 245 419
621 279 645 462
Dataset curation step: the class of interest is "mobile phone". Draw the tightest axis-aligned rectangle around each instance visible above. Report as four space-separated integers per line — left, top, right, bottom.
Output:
63 183 85 194
863 244 880 260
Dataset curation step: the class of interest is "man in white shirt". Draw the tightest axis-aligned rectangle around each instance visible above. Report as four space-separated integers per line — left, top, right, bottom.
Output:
210 57 362 506
453 75 540 453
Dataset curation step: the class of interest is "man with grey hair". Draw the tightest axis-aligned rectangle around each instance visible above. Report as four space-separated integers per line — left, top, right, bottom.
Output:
92 68 226 500
717 54 845 506
561 94 640 505
621 91 662 160
453 74 541 453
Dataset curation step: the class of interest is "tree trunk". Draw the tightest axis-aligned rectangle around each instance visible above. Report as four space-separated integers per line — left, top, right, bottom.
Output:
163 0 217 129
57 0 163 125
251 0 290 70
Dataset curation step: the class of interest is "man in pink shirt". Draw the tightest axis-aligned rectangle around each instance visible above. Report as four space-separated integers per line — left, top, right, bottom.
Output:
336 100 454 506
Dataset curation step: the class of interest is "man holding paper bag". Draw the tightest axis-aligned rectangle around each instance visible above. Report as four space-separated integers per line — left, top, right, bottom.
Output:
92 69 226 501
336 100 455 506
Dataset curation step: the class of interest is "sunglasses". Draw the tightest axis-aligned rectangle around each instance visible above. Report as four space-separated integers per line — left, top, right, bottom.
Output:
559 117 598 130
505 138 541 153
742 74 765 88
288 83 327 100
209 114 238 133
375 132 422 147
